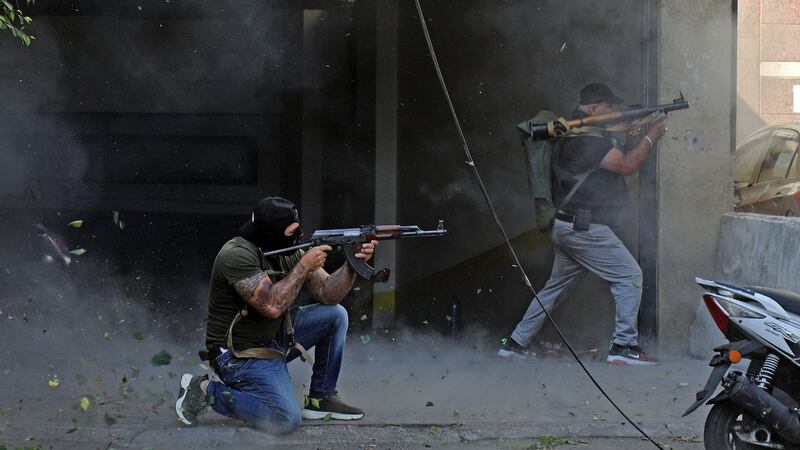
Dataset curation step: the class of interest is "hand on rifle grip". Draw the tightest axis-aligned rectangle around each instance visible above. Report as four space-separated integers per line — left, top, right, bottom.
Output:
299 245 331 272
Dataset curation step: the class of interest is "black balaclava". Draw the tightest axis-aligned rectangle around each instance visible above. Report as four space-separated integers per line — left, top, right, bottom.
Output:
239 197 302 251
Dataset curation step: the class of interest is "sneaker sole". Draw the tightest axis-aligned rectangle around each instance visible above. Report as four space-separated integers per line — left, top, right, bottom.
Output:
175 373 195 425
301 408 364 420
606 355 658 366
497 349 529 360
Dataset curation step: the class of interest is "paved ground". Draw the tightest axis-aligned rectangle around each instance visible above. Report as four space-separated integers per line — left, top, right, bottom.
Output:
1 341 715 450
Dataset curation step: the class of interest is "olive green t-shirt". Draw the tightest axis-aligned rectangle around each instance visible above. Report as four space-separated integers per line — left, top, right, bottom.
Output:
204 237 303 351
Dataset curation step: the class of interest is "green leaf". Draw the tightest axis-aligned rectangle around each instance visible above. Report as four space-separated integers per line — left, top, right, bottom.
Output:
67 220 84 228
425 400 434 407
112 211 120 225
360 335 370 344
79 396 90 411
69 248 87 256
104 413 117 426
132 331 144 341
150 350 172 366
66 427 77 434
359 314 368 321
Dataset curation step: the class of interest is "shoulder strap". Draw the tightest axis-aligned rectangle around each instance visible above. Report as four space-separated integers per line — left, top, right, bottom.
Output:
557 166 598 210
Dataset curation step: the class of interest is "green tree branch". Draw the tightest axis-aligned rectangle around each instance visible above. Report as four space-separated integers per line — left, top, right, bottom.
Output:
1 0 35 46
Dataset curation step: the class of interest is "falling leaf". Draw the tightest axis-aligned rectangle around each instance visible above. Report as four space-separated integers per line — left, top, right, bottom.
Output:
67 220 84 228
119 220 125 230
69 248 87 256
425 400 434 407
132 331 144 341
113 211 120 225
560 42 567 52
453 409 460 417
360 335 370 344
121 375 128 384
66 427 77 434
476 288 482 294
48 379 60 388
421 320 429 325
150 350 172 366
80 396 90 411
360 314 368 321
104 413 117 426
323 413 332 421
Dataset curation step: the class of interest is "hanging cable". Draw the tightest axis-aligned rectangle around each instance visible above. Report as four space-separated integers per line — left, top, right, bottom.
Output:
412 1 664 448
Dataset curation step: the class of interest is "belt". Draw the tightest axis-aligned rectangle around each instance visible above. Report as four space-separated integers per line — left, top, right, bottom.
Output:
554 210 577 223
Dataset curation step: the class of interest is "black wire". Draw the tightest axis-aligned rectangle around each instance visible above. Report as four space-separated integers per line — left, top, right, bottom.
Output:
412 1 664 448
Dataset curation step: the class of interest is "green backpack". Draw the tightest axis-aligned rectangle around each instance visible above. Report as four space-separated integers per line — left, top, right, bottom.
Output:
517 111 603 232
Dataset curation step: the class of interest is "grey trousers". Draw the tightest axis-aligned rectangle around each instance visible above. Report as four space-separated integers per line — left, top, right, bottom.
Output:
511 218 644 348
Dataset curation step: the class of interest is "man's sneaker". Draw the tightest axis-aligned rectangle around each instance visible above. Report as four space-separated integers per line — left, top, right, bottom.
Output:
302 394 364 420
176 373 209 425
606 343 659 366
497 337 530 360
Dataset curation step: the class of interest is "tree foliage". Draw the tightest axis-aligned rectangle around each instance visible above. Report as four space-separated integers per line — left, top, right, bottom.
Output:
0 0 35 46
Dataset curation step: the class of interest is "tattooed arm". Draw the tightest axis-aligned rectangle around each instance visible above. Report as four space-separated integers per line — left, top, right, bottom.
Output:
305 240 378 305
233 245 332 319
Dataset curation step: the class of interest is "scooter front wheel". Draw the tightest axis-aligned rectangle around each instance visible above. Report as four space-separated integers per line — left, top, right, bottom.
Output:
703 401 765 449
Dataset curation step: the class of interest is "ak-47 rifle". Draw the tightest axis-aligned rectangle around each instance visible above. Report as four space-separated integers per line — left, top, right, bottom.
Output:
527 93 690 140
264 220 447 279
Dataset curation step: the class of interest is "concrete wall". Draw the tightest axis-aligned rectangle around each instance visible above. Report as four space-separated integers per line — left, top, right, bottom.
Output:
690 213 800 355
658 1 735 355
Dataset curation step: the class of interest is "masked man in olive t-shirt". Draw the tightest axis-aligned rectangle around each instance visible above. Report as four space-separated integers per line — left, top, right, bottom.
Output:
175 196 378 433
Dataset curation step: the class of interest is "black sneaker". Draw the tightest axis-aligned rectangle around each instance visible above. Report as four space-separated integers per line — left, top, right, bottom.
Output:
176 373 209 425
606 343 658 366
497 337 530 360
302 394 364 420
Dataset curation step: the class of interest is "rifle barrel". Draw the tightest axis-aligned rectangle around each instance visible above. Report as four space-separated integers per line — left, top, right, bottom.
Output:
263 242 313 256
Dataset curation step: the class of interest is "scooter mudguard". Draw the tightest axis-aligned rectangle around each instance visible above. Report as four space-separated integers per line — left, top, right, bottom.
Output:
682 362 731 417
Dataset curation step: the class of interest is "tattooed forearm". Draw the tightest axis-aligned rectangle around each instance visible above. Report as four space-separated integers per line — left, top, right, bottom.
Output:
234 265 311 319
306 264 357 305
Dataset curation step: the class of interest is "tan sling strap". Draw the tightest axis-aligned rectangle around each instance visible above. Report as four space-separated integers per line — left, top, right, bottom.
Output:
226 307 314 365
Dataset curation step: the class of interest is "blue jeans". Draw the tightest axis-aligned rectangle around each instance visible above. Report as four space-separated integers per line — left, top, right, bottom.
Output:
206 303 348 433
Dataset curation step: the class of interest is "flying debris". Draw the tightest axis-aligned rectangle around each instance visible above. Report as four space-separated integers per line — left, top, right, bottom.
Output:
33 223 72 265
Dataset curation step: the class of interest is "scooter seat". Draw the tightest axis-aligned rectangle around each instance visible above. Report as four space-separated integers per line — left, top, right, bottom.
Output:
748 286 800 316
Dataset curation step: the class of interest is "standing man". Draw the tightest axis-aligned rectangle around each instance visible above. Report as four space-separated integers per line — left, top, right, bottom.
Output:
176 196 377 433
498 83 667 365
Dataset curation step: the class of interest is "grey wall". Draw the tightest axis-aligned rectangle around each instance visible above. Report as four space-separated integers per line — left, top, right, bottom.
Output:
658 0 735 355
690 213 800 355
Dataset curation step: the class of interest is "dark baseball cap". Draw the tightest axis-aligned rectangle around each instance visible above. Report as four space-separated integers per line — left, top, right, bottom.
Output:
579 82 625 105
239 196 299 241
